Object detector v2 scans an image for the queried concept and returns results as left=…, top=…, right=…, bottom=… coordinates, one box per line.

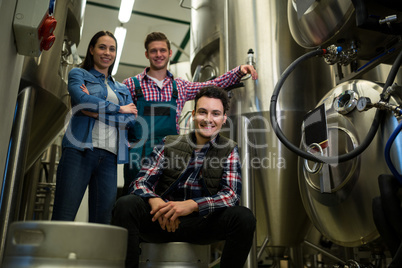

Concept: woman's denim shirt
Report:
left=62, top=67, right=136, bottom=164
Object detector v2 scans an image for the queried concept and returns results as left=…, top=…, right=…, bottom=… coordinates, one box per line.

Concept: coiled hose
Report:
left=270, top=47, right=402, bottom=164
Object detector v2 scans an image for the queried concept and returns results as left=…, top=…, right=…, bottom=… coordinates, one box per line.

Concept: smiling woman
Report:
left=51, top=30, right=138, bottom=224
left=90, top=35, right=116, bottom=76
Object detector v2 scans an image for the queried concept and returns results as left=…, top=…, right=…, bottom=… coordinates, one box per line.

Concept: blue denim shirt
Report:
left=62, top=67, right=136, bottom=164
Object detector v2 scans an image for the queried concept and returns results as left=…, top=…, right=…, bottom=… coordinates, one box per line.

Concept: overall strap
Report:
left=171, top=80, right=178, bottom=99
left=133, top=77, right=143, bottom=97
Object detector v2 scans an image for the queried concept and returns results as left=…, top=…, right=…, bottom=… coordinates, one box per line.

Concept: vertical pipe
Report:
left=0, top=0, right=25, bottom=196
left=239, top=116, right=257, bottom=268
left=24, top=158, right=42, bottom=220
left=0, top=87, right=36, bottom=264
left=224, top=0, right=230, bottom=72
left=289, top=245, right=304, bottom=267
left=43, top=144, right=58, bottom=220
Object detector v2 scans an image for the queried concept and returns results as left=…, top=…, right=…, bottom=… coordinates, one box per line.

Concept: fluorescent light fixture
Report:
left=118, top=0, right=135, bottom=23
left=112, top=26, right=127, bottom=76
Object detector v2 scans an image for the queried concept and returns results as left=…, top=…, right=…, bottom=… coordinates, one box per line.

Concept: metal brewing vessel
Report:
left=0, top=0, right=85, bottom=261
left=190, top=0, right=333, bottom=256
left=298, top=80, right=402, bottom=246
left=288, top=0, right=402, bottom=247
left=20, top=0, right=85, bottom=170
left=0, top=0, right=25, bottom=199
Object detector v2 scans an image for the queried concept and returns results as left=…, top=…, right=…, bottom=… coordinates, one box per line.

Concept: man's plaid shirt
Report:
left=122, top=66, right=244, bottom=133
left=131, top=134, right=242, bottom=217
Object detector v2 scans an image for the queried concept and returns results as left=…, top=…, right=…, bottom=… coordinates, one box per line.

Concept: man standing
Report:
left=122, top=32, right=258, bottom=194
left=112, top=86, right=256, bottom=268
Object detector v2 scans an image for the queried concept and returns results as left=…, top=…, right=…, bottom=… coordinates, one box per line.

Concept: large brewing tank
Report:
left=298, top=79, right=402, bottom=247
left=287, top=0, right=402, bottom=60
left=0, top=0, right=85, bottom=260
left=285, top=0, right=402, bottom=248
left=19, top=0, right=85, bottom=170
left=189, top=0, right=333, bottom=257
left=0, top=0, right=25, bottom=199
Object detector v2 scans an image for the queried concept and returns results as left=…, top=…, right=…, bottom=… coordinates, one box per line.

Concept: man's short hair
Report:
left=194, top=86, right=230, bottom=113
left=144, top=32, right=171, bottom=51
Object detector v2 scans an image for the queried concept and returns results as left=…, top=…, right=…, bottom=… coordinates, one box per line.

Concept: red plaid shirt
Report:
left=122, top=66, right=244, bottom=133
left=131, top=134, right=242, bottom=216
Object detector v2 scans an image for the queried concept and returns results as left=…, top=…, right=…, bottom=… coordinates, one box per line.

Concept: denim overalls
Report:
left=123, top=77, right=178, bottom=194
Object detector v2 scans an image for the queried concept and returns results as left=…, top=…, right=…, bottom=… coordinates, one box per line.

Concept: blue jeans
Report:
left=112, top=195, right=256, bottom=268
left=52, top=147, right=117, bottom=224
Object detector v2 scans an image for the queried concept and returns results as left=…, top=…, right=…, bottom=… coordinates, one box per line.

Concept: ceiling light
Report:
left=112, top=26, right=127, bottom=76
left=118, top=0, right=135, bottom=23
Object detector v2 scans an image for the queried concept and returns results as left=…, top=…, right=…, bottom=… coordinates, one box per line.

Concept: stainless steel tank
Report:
left=0, top=0, right=85, bottom=261
left=190, top=0, right=333, bottom=258
left=0, top=0, right=25, bottom=199
left=298, top=79, right=402, bottom=247
left=20, top=0, right=85, bottom=170
left=287, top=0, right=402, bottom=60
left=286, top=0, right=402, bottom=248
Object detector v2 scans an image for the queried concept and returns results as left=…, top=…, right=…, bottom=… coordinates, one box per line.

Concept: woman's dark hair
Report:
left=144, top=32, right=171, bottom=51
left=81, top=30, right=117, bottom=75
left=194, top=86, right=230, bottom=113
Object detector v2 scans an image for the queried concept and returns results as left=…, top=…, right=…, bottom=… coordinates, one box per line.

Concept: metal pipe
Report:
left=208, top=257, right=221, bottom=268
left=24, top=158, right=42, bottom=220
left=224, top=0, right=230, bottom=72
left=257, top=236, right=270, bottom=261
left=239, top=116, right=254, bottom=209
left=43, top=144, right=58, bottom=220
left=0, top=87, right=36, bottom=264
left=239, top=115, right=257, bottom=268
left=171, top=41, right=190, bottom=58
left=303, top=240, right=346, bottom=265
left=289, top=245, right=304, bottom=267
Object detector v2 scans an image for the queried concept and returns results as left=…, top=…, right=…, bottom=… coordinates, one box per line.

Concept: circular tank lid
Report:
left=298, top=80, right=390, bottom=247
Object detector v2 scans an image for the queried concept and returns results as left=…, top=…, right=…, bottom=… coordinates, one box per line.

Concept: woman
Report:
left=52, top=30, right=137, bottom=224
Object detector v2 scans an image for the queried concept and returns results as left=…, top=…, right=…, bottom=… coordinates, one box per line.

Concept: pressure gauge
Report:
left=357, top=97, right=372, bottom=112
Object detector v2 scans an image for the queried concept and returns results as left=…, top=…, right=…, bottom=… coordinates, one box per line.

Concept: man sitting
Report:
left=112, top=86, right=256, bottom=268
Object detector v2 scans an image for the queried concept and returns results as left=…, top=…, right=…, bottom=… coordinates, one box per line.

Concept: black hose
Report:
left=374, top=174, right=402, bottom=267
left=390, top=244, right=402, bottom=268
left=378, top=174, right=402, bottom=237
left=270, top=47, right=402, bottom=163
left=382, top=46, right=402, bottom=101
left=372, top=197, right=400, bottom=257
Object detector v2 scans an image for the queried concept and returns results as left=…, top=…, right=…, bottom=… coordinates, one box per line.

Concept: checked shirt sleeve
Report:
left=193, top=146, right=242, bottom=216
left=131, top=143, right=165, bottom=198
left=176, top=66, right=244, bottom=102
left=122, top=76, right=137, bottom=101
